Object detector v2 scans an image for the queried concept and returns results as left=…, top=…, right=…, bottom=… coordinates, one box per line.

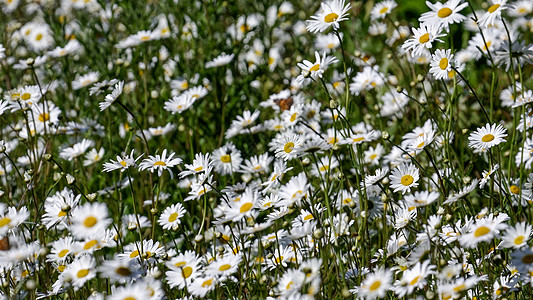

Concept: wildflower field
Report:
left=1, top=0, right=533, bottom=298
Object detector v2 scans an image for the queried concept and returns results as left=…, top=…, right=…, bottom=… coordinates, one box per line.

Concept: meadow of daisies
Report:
left=1, top=0, right=533, bottom=298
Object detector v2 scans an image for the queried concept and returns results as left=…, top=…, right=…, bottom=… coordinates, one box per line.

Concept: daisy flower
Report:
left=184, top=85, right=209, bottom=100
left=389, top=163, right=420, bottom=194
left=211, top=142, right=243, bottom=175
left=179, top=152, right=213, bottom=178
left=479, top=163, right=499, bottom=188
left=60, top=139, right=94, bottom=161
left=393, top=260, right=436, bottom=297
left=72, top=71, right=99, bottom=90
left=477, top=0, right=513, bottom=28
left=315, top=33, right=341, bottom=52
left=306, top=0, right=352, bottom=33
left=500, top=222, right=532, bottom=249
left=205, top=53, right=234, bottom=68
left=240, top=153, right=273, bottom=174
left=429, top=49, right=454, bottom=80
left=83, top=148, right=105, bottom=166
left=404, top=191, right=440, bottom=207
left=98, top=80, right=124, bottom=111
left=349, top=66, right=385, bottom=95
left=468, top=123, right=507, bottom=150
left=402, top=23, right=445, bottom=56
left=356, top=267, right=393, bottom=299
left=189, top=276, right=218, bottom=297
left=41, top=188, right=81, bottom=229
left=269, top=131, right=303, bottom=161
left=277, top=172, right=310, bottom=207
left=158, top=203, right=186, bottom=230
left=459, top=214, right=508, bottom=248
left=0, top=205, right=29, bottom=237
left=165, top=250, right=201, bottom=289
left=511, top=247, right=533, bottom=274
left=121, top=239, right=164, bottom=263
left=163, top=94, right=196, bottom=114
left=138, top=149, right=182, bottom=178
left=70, top=202, right=111, bottom=239
left=206, top=254, right=242, bottom=278
left=18, top=85, right=42, bottom=105
left=60, top=256, right=96, bottom=291
left=371, top=0, right=397, bottom=20
left=419, top=0, right=469, bottom=30
left=224, top=187, right=260, bottom=222
left=108, top=281, right=151, bottom=300
left=47, top=237, right=74, bottom=263
left=297, top=51, right=338, bottom=82
left=102, top=149, right=143, bottom=172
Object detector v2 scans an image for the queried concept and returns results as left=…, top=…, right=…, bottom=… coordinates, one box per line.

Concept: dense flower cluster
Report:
left=0, top=0, right=532, bottom=299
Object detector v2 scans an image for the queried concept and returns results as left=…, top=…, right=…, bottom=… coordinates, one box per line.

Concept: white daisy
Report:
left=389, top=163, right=420, bottom=194
left=468, top=123, right=507, bottom=150
left=306, top=0, right=352, bottom=33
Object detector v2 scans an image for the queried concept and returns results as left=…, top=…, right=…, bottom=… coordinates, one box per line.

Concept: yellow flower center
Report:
left=120, top=160, right=127, bottom=167
left=438, top=7, right=452, bottom=18
left=290, top=113, right=297, bottom=122
left=140, top=35, right=150, bottom=41
left=83, top=216, right=97, bottom=228
left=481, top=134, right=494, bottom=142
left=175, top=261, right=186, bottom=267
left=510, top=185, right=520, bottom=194
left=84, top=240, right=98, bottom=250
left=474, top=226, right=490, bottom=237
left=324, top=12, right=339, bottom=23
left=370, top=280, right=381, bottom=291
left=309, top=64, right=320, bottom=72
left=488, top=4, right=500, bottom=13
left=419, top=33, right=430, bottom=44
left=35, top=33, right=43, bottom=41
left=58, top=211, right=67, bottom=217
left=284, top=142, right=294, bottom=153
left=239, top=202, right=253, bottom=213
left=514, top=236, right=525, bottom=245
left=58, top=265, right=66, bottom=272
left=194, top=166, right=203, bottom=172
left=58, top=249, right=69, bottom=258
left=130, top=250, right=139, bottom=258
left=482, top=41, right=492, bottom=51
left=124, top=297, right=136, bottom=300
left=286, top=281, right=294, bottom=290
left=448, top=70, right=456, bottom=78
left=439, top=58, right=448, bottom=70
left=21, top=93, right=31, bottom=100
left=39, top=113, right=50, bottom=122
left=77, top=269, right=89, bottom=278
left=154, top=161, right=166, bottom=166
left=379, top=7, right=388, bottom=14
left=182, top=266, right=193, bottom=278
left=220, top=155, right=231, bottom=163
left=353, top=137, right=365, bottom=143
left=202, top=278, right=213, bottom=287
left=168, top=212, right=179, bottom=222
left=401, top=175, right=414, bottom=186
left=453, top=283, right=466, bottom=292
left=304, top=214, right=314, bottom=221
left=219, top=264, right=231, bottom=271
left=410, top=276, right=421, bottom=286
